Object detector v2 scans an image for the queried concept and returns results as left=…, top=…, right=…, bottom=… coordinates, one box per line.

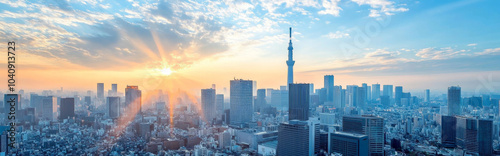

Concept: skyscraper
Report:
left=125, top=86, right=142, bottom=114
left=286, top=27, right=295, bottom=87
left=448, top=86, right=461, bottom=116
left=371, top=84, right=380, bottom=101
left=441, top=115, right=457, bottom=148
left=201, top=88, right=216, bottom=122
left=478, top=119, right=493, bottom=156
left=107, top=96, right=120, bottom=119
left=343, top=115, right=384, bottom=156
left=277, top=120, right=319, bottom=156
left=329, top=131, right=369, bottom=156
left=362, top=83, right=368, bottom=101
left=356, top=87, right=366, bottom=108
left=424, top=89, right=430, bottom=103
left=59, top=98, right=75, bottom=120
left=97, top=83, right=104, bottom=99
left=382, top=85, right=393, bottom=100
left=395, top=86, right=402, bottom=106
left=333, top=86, right=343, bottom=109
left=255, top=89, right=266, bottom=112
left=230, top=79, right=253, bottom=125
left=456, top=116, right=477, bottom=152
left=111, top=83, right=117, bottom=96
left=324, top=75, right=334, bottom=102
left=289, top=83, right=310, bottom=121
left=41, top=96, right=57, bottom=121
left=216, top=94, right=224, bottom=117
left=4, top=94, right=20, bottom=116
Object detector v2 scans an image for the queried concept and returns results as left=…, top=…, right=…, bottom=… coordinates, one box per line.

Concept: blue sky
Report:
left=0, top=0, right=499, bottom=94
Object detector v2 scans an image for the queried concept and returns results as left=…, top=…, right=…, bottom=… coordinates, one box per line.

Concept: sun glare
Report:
left=159, top=67, right=173, bottom=76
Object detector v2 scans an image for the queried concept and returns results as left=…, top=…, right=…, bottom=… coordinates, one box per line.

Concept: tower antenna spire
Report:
left=289, top=27, right=292, bottom=39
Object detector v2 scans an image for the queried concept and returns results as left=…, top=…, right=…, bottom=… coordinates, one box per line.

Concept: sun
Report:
left=159, top=67, right=173, bottom=76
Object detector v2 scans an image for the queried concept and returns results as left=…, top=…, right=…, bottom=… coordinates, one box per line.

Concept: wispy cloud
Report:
left=323, top=31, right=350, bottom=39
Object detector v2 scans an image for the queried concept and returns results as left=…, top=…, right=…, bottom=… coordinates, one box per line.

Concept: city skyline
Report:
left=0, top=0, right=500, bottom=93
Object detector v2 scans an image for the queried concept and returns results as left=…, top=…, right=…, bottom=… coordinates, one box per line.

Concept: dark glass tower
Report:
left=289, top=83, right=310, bottom=121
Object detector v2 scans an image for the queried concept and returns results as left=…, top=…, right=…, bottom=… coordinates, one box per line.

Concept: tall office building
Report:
left=448, top=86, right=461, bottom=116
left=366, top=86, right=371, bottom=102
left=456, top=116, right=477, bottom=152
left=286, top=27, right=295, bottom=87
left=346, top=85, right=358, bottom=107
left=125, top=86, right=142, bottom=114
left=84, top=96, right=91, bottom=106
left=216, top=94, right=224, bottom=116
left=230, top=79, right=253, bottom=125
left=356, top=87, right=366, bottom=108
left=329, top=131, right=369, bottom=156
left=42, top=96, right=57, bottom=121
left=107, top=96, right=120, bottom=119
left=395, top=86, right=402, bottom=106
left=382, top=85, right=393, bottom=100
left=424, top=89, right=430, bottom=103
left=111, top=83, right=118, bottom=96
left=289, top=83, right=310, bottom=121
left=59, top=98, right=75, bottom=120
left=324, top=75, right=334, bottom=102
left=255, top=89, right=266, bottom=112
left=0, top=132, right=7, bottom=153
left=371, top=84, right=380, bottom=101
left=201, top=88, right=216, bottom=122
left=4, top=94, right=20, bottom=116
left=343, top=115, right=384, bottom=156
left=333, top=86, right=343, bottom=109
left=362, top=83, right=368, bottom=101
left=97, top=83, right=104, bottom=99
left=478, top=119, right=493, bottom=156
left=441, top=115, right=457, bottom=148
left=277, top=120, right=319, bottom=156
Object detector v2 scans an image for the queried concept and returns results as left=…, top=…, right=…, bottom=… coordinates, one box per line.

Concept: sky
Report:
left=0, top=0, right=500, bottom=95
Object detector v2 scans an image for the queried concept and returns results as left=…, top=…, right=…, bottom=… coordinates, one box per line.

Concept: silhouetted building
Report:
left=216, top=94, right=224, bottom=117
left=478, top=119, right=493, bottom=156
left=289, top=83, right=310, bottom=121
left=324, top=75, right=334, bottom=102
left=441, top=115, right=456, bottom=148
left=395, top=86, right=402, bottom=106
left=59, top=98, right=75, bottom=120
left=125, top=86, right=142, bottom=115
left=382, top=85, right=393, bottom=100
left=456, top=116, right=478, bottom=153
left=97, top=83, right=104, bottom=99
left=201, top=88, right=216, bottom=122
left=255, top=89, right=266, bottom=112
left=356, top=87, right=366, bottom=108
left=111, top=83, right=117, bottom=96
left=448, top=86, right=461, bottom=116
left=424, top=89, right=430, bottom=103
left=371, top=84, right=380, bottom=101
left=107, top=96, right=120, bottom=119
left=230, top=79, right=253, bottom=125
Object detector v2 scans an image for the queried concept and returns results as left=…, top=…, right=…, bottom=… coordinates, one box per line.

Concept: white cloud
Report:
left=475, top=48, right=500, bottom=55
left=467, top=43, right=477, bottom=46
left=318, top=0, right=342, bottom=16
left=323, top=31, right=350, bottom=39
left=351, top=0, right=408, bottom=17
left=416, top=47, right=467, bottom=59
